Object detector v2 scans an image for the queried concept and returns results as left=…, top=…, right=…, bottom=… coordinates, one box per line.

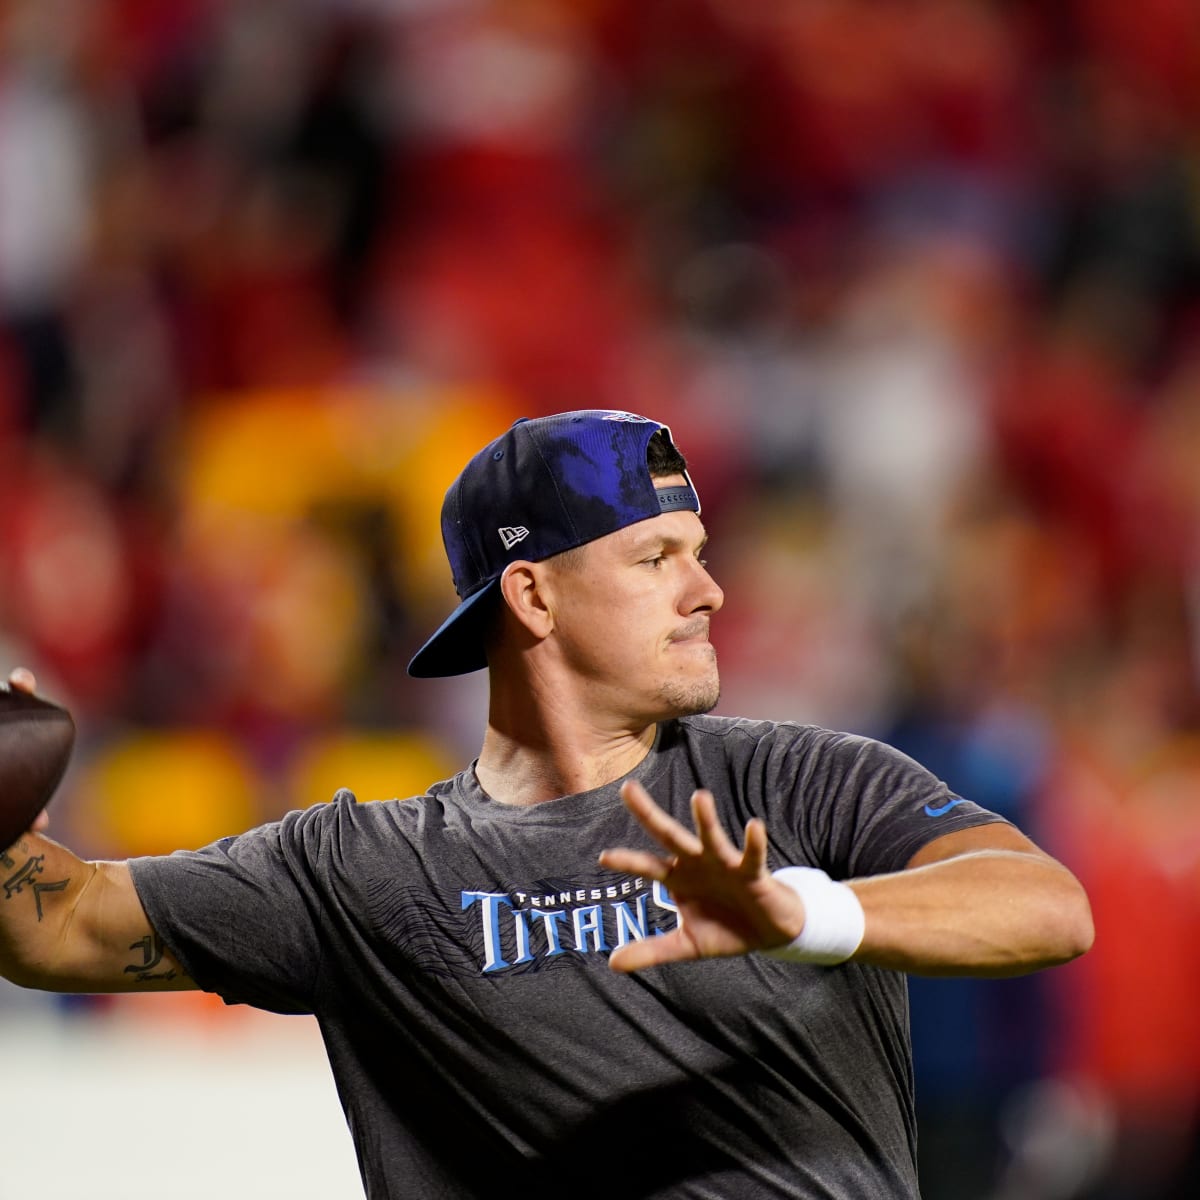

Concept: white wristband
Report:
left=763, top=867, right=865, bottom=966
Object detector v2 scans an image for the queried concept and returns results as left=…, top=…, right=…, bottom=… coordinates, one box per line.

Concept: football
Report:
left=0, top=685, right=76, bottom=852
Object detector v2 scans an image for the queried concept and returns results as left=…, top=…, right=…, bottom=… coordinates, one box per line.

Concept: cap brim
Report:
left=407, top=579, right=500, bottom=678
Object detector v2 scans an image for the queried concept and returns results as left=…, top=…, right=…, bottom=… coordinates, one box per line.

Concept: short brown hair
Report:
left=646, top=428, right=688, bottom=478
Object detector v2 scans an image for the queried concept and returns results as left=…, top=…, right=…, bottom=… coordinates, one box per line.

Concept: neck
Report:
left=475, top=675, right=657, bottom=806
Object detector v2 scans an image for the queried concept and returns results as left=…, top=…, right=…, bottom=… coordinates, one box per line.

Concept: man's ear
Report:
left=499, top=561, right=554, bottom=640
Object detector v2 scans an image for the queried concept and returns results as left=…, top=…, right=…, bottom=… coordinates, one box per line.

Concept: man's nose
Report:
left=685, top=559, right=724, bottom=615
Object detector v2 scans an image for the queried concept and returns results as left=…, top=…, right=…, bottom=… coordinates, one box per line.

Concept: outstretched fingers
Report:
left=740, top=815, right=768, bottom=878
left=600, top=780, right=787, bottom=973
left=620, top=780, right=702, bottom=858
left=598, top=780, right=694, bottom=881
left=601, top=781, right=766, bottom=886
left=691, top=789, right=767, bottom=877
left=597, top=844, right=668, bottom=881
left=608, top=927, right=690, bottom=973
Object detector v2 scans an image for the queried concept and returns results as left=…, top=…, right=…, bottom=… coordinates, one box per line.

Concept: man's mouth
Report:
left=669, top=620, right=710, bottom=645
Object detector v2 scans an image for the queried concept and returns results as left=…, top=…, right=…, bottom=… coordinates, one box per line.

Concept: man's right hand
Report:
left=1, top=667, right=195, bottom=994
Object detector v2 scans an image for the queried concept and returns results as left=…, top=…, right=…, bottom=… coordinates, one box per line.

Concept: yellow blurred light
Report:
left=81, top=731, right=262, bottom=856
left=287, top=730, right=457, bottom=809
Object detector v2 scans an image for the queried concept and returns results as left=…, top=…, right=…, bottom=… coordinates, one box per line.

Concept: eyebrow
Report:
left=628, top=531, right=709, bottom=557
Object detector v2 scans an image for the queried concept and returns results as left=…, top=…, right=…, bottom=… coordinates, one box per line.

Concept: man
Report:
left=1, top=410, right=1092, bottom=1198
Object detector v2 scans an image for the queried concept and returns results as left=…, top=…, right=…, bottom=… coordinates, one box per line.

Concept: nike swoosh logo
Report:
left=924, top=797, right=967, bottom=817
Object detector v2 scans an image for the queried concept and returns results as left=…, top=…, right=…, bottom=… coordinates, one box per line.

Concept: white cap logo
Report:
left=498, top=526, right=530, bottom=550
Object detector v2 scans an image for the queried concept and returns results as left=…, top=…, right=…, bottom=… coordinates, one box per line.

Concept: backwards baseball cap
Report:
left=407, top=410, right=700, bottom=678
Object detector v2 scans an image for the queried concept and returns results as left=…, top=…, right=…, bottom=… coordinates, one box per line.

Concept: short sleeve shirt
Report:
left=130, top=715, right=1007, bottom=1199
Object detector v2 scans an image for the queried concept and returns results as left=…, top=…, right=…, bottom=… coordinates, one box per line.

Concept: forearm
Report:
left=849, top=848, right=1094, bottom=977
left=0, top=831, right=95, bottom=987
left=0, top=832, right=192, bottom=992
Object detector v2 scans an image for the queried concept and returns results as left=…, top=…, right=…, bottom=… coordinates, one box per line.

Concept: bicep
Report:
left=904, top=822, right=1053, bottom=870
left=54, top=860, right=196, bottom=993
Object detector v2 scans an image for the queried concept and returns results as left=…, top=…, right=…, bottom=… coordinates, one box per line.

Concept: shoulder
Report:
left=289, top=776, right=465, bottom=841
left=673, top=717, right=936, bottom=791
left=673, top=714, right=869, bottom=763
left=207, top=774, right=467, bottom=875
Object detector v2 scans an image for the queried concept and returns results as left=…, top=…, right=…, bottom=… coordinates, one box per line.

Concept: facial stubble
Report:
left=655, top=652, right=721, bottom=718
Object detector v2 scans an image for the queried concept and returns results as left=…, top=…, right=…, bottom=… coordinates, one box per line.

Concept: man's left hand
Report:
left=598, top=781, right=805, bottom=971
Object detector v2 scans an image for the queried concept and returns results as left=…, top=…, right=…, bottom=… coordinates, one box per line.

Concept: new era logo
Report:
left=498, top=526, right=530, bottom=550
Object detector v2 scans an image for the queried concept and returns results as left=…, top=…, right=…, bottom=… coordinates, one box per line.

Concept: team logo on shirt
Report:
left=459, top=873, right=678, bottom=975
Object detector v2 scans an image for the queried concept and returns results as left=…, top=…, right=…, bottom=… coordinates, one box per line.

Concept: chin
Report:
left=657, top=671, right=721, bottom=719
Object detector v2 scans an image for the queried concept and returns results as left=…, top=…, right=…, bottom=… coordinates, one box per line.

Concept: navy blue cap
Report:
left=407, top=410, right=700, bottom=678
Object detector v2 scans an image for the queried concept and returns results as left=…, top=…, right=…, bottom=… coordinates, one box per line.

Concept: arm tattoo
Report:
left=124, top=934, right=184, bottom=983
left=2, top=837, right=30, bottom=867
left=3, top=855, right=70, bottom=921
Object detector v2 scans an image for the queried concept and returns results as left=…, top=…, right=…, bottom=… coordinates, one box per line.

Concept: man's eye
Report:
left=644, top=555, right=665, bottom=568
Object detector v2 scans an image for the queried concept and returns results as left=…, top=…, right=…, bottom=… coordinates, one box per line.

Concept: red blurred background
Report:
left=2, top=2, right=1200, bottom=1197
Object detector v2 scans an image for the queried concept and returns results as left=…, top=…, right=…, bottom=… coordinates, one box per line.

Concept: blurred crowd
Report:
left=2, top=1, right=1200, bottom=1197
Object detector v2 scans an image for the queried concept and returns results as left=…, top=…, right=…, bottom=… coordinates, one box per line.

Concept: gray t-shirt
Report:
left=130, top=715, right=1006, bottom=1199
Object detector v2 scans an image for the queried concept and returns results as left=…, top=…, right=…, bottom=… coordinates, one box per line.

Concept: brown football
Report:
left=0, top=686, right=75, bottom=852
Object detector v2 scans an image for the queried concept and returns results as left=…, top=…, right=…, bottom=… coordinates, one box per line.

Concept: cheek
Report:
left=557, top=583, right=658, bottom=663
